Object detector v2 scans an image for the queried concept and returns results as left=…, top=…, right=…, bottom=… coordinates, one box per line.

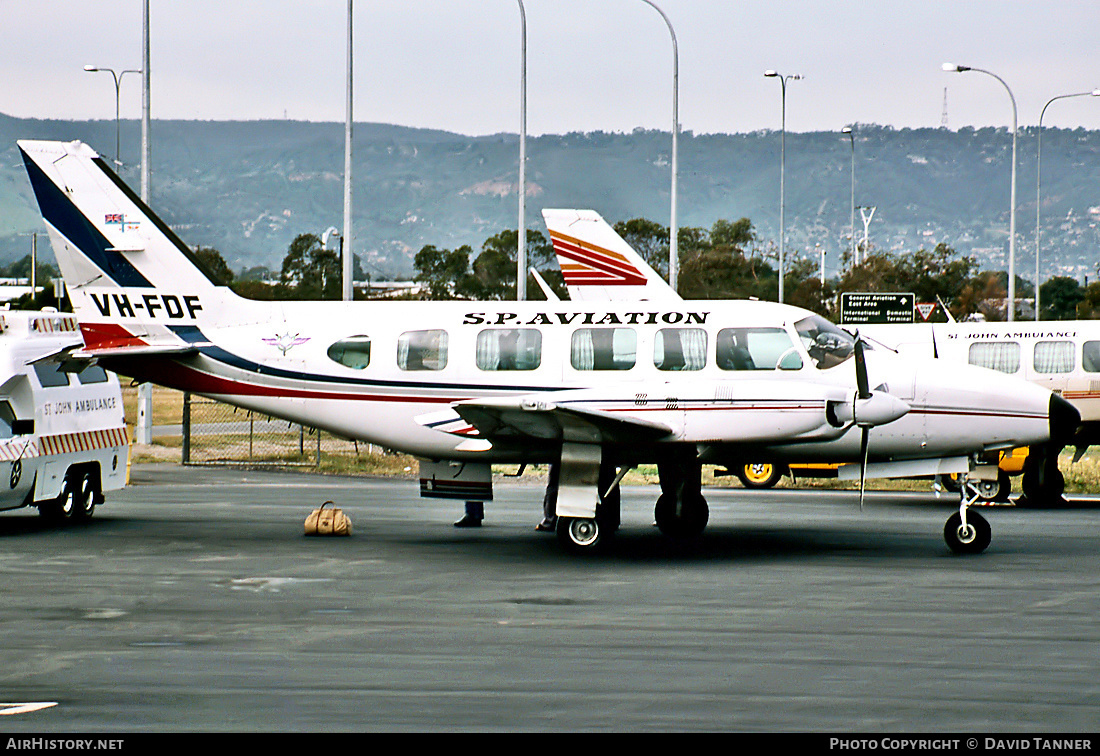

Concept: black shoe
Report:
left=454, top=515, right=482, bottom=528
left=535, top=517, right=557, bottom=533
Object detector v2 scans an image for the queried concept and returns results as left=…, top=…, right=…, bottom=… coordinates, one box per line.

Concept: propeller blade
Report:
left=859, top=426, right=870, bottom=511
left=854, top=333, right=870, bottom=400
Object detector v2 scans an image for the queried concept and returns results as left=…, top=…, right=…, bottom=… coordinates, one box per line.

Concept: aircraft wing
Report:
left=72, top=343, right=199, bottom=360
left=418, top=397, right=673, bottom=446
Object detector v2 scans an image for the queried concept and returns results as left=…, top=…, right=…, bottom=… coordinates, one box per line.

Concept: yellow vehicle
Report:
left=730, top=447, right=1030, bottom=501
left=729, top=461, right=839, bottom=489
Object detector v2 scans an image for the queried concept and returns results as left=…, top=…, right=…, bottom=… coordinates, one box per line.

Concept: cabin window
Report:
left=654, top=328, right=707, bottom=371
left=32, top=362, right=70, bottom=387
left=968, top=342, right=1020, bottom=374
left=571, top=328, right=636, bottom=371
left=327, top=335, right=372, bottom=370
left=75, top=365, right=109, bottom=384
left=1034, top=340, right=1075, bottom=374
left=398, top=330, right=448, bottom=371
left=476, top=329, right=541, bottom=371
left=1084, top=341, right=1100, bottom=373
left=717, top=327, right=803, bottom=371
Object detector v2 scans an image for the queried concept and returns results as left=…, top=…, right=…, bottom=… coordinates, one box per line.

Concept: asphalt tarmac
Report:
left=1, top=463, right=1098, bottom=734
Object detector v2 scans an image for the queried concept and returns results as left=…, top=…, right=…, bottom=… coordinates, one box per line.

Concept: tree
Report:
left=414, top=244, right=472, bottom=300
left=613, top=218, right=669, bottom=280
left=1040, top=276, right=1084, bottom=320
left=833, top=243, right=979, bottom=321
left=279, top=233, right=341, bottom=299
left=193, top=246, right=234, bottom=285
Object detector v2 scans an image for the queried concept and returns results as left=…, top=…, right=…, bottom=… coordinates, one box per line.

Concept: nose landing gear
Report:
left=944, top=477, right=992, bottom=554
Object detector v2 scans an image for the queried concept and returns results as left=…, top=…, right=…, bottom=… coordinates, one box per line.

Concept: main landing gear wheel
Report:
left=944, top=510, right=991, bottom=555
left=736, top=463, right=783, bottom=489
left=654, top=492, right=709, bottom=538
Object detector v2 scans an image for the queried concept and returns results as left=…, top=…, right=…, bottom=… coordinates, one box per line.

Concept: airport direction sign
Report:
left=840, top=292, right=915, bottom=324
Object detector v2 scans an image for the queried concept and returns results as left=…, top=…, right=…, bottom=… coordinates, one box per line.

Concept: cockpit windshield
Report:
left=795, top=315, right=855, bottom=369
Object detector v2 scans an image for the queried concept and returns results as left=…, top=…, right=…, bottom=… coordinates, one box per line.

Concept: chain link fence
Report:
left=181, top=394, right=381, bottom=468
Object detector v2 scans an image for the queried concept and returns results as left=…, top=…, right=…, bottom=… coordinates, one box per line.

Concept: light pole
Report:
left=516, top=0, right=527, bottom=300
left=1035, top=89, right=1100, bottom=320
left=842, top=126, right=855, bottom=266
left=83, top=64, right=142, bottom=168
left=640, top=0, right=678, bottom=292
left=943, top=63, right=1018, bottom=320
left=765, top=70, right=802, bottom=303
left=343, top=0, right=354, bottom=302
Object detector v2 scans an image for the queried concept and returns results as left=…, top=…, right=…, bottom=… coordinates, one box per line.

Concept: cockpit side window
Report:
left=794, top=315, right=855, bottom=369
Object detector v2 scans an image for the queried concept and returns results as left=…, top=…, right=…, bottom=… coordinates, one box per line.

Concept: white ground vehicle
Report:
left=0, top=309, right=128, bottom=520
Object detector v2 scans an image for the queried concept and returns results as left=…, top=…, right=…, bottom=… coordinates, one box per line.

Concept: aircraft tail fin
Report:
left=18, top=139, right=245, bottom=353
left=541, top=209, right=681, bottom=302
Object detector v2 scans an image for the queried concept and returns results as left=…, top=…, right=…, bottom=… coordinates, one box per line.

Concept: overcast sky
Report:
left=4, top=1, right=1100, bottom=136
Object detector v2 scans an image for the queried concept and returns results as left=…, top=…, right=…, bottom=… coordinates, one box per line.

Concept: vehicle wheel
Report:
left=654, top=492, right=709, bottom=538
left=944, top=510, right=991, bottom=555
left=40, top=475, right=78, bottom=523
left=971, top=478, right=1000, bottom=501
left=71, top=472, right=98, bottom=521
left=556, top=516, right=604, bottom=554
left=737, top=463, right=783, bottom=489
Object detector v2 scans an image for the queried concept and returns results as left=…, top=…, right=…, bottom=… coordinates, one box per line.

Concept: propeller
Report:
left=854, top=334, right=871, bottom=509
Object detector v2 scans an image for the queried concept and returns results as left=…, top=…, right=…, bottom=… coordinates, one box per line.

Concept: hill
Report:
left=2, top=114, right=1098, bottom=282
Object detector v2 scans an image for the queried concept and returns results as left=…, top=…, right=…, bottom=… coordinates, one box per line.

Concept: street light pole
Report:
left=343, top=0, right=354, bottom=302
left=765, top=70, right=802, bottom=303
left=83, top=65, right=142, bottom=168
left=842, top=126, right=855, bottom=266
left=1035, top=89, right=1100, bottom=320
left=640, top=0, right=678, bottom=293
left=516, top=0, right=527, bottom=301
left=943, top=63, right=1018, bottom=321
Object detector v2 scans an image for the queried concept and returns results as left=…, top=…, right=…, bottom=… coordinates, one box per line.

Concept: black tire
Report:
left=39, top=475, right=78, bottom=523
left=556, top=516, right=604, bottom=554
left=654, top=492, right=709, bottom=538
left=736, top=463, right=783, bottom=489
left=944, top=510, right=991, bottom=555
left=71, top=471, right=98, bottom=521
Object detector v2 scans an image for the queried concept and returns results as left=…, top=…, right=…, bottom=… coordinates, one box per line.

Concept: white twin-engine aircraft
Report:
left=18, top=140, right=1080, bottom=555
left=540, top=209, right=1091, bottom=509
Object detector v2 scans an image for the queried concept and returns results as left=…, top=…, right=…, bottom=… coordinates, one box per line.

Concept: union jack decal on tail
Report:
left=549, top=230, right=648, bottom=287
